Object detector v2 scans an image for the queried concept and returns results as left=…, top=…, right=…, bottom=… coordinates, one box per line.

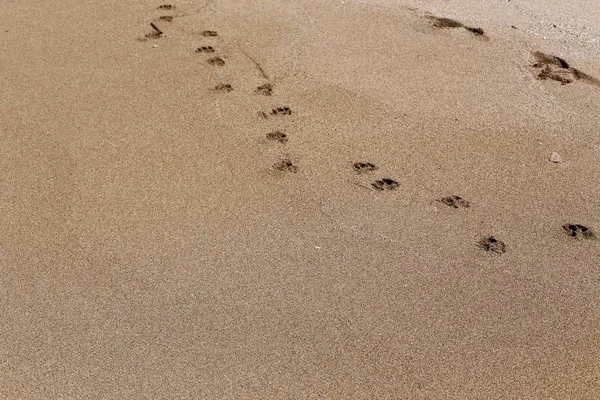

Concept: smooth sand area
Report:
left=1, top=0, right=599, bottom=398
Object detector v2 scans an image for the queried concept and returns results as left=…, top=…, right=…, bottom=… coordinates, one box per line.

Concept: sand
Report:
left=1, top=0, right=599, bottom=398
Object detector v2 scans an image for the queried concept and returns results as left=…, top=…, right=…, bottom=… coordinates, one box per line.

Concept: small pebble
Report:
left=549, top=152, right=562, bottom=163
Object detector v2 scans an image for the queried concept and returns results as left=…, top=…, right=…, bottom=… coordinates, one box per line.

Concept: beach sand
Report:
left=1, top=0, right=599, bottom=398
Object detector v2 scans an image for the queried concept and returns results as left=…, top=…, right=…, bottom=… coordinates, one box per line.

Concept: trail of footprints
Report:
left=140, top=4, right=598, bottom=255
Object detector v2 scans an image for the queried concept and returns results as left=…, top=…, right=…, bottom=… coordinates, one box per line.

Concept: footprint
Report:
left=139, top=23, right=164, bottom=41
left=143, top=31, right=162, bottom=40
left=465, top=27, right=484, bottom=35
left=352, top=162, right=378, bottom=174
left=273, top=158, right=298, bottom=173
left=371, top=178, right=399, bottom=191
left=478, top=236, right=506, bottom=254
left=266, top=131, right=288, bottom=143
left=157, top=4, right=174, bottom=10
left=271, top=106, right=292, bottom=116
left=533, top=52, right=571, bottom=69
left=430, top=17, right=463, bottom=28
left=428, top=16, right=484, bottom=35
left=196, top=46, right=215, bottom=53
left=207, top=57, right=225, bottom=66
left=202, top=30, right=218, bottom=37
left=538, top=67, right=573, bottom=84
left=439, top=195, right=470, bottom=209
left=214, top=83, right=233, bottom=92
left=159, top=16, right=174, bottom=22
left=256, top=83, right=273, bottom=96
left=562, top=224, right=596, bottom=239
left=531, top=52, right=600, bottom=85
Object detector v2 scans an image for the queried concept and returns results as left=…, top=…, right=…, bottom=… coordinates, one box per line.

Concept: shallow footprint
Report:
left=439, top=195, right=470, bottom=209
left=143, top=31, right=162, bottom=40
left=207, top=57, right=225, bottom=66
left=352, top=162, right=378, bottom=174
left=196, top=46, right=215, bottom=53
left=256, top=83, right=273, bottom=96
left=273, top=158, right=298, bottom=173
left=266, top=131, right=288, bottom=143
left=428, top=16, right=484, bottom=35
left=372, top=178, right=399, bottom=191
left=140, top=23, right=163, bottom=41
left=430, top=16, right=463, bottom=28
left=478, top=236, right=506, bottom=254
left=214, top=83, right=233, bottom=92
left=202, top=30, right=218, bottom=37
left=562, top=224, right=596, bottom=239
left=531, top=52, right=600, bottom=85
left=271, top=106, right=292, bottom=116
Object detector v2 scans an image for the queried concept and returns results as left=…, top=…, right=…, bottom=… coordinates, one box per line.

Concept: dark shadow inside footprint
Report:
left=272, top=106, right=292, bottom=116
left=196, top=46, right=215, bottom=53
left=141, top=22, right=164, bottom=40
left=431, top=17, right=463, bottom=28
left=429, top=16, right=484, bottom=35
left=266, top=131, right=288, bottom=143
left=465, top=27, right=484, bottom=35
left=202, top=30, right=218, bottom=37
left=214, top=83, right=233, bottom=92
left=207, top=57, right=225, bottom=66
left=372, top=178, right=399, bottom=191
left=273, top=158, right=297, bottom=173
left=537, top=66, right=573, bottom=84
left=157, top=4, right=173, bottom=10
left=256, top=83, right=273, bottom=96
left=478, top=236, right=506, bottom=254
left=532, top=51, right=599, bottom=85
left=439, top=195, right=470, bottom=209
left=143, top=31, right=162, bottom=40
left=533, top=52, right=570, bottom=68
left=352, top=162, right=378, bottom=174
left=562, top=224, right=596, bottom=239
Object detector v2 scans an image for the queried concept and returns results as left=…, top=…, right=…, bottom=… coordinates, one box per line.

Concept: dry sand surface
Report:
left=1, top=0, right=600, bottom=398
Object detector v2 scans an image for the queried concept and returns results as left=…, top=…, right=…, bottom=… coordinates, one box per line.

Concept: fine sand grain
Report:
left=1, top=0, right=599, bottom=398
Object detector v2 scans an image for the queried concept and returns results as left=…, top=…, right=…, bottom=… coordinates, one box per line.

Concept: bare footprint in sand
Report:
left=201, top=30, right=218, bottom=37
left=207, top=57, right=225, bottom=66
left=143, top=32, right=162, bottom=40
left=271, top=106, right=292, bottom=116
left=531, top=52, right=600, bottom=86
left=196, top=46, right=215, bottom=53
left=430, top=17, right=463, bottom=28
left=273, top=158, right=298, bottom=173
left=159, top=16, right=173, bottom=22
left=352, top=162, right=378, bottom=174
left=256, top=83, right=273, bottom=96
left=429, top=16, right=484, bottom=35
left=372, top=178, right=399, bottom=191
left=478, top=236, right=506, bottom=254
left=214, top=83, right=233, bottom=92
left=266, top=131, right=288, bottom=143
left=139, top=23, right=163, bottom=41
left=562, top=224, right=596, bottom=240
left=157, top=4, right=174, bottom=10
left=439, top=195, right=470, bottom=209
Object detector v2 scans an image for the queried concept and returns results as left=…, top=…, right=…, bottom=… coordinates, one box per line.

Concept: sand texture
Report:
left=1, top=0, right=600, bottom=398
